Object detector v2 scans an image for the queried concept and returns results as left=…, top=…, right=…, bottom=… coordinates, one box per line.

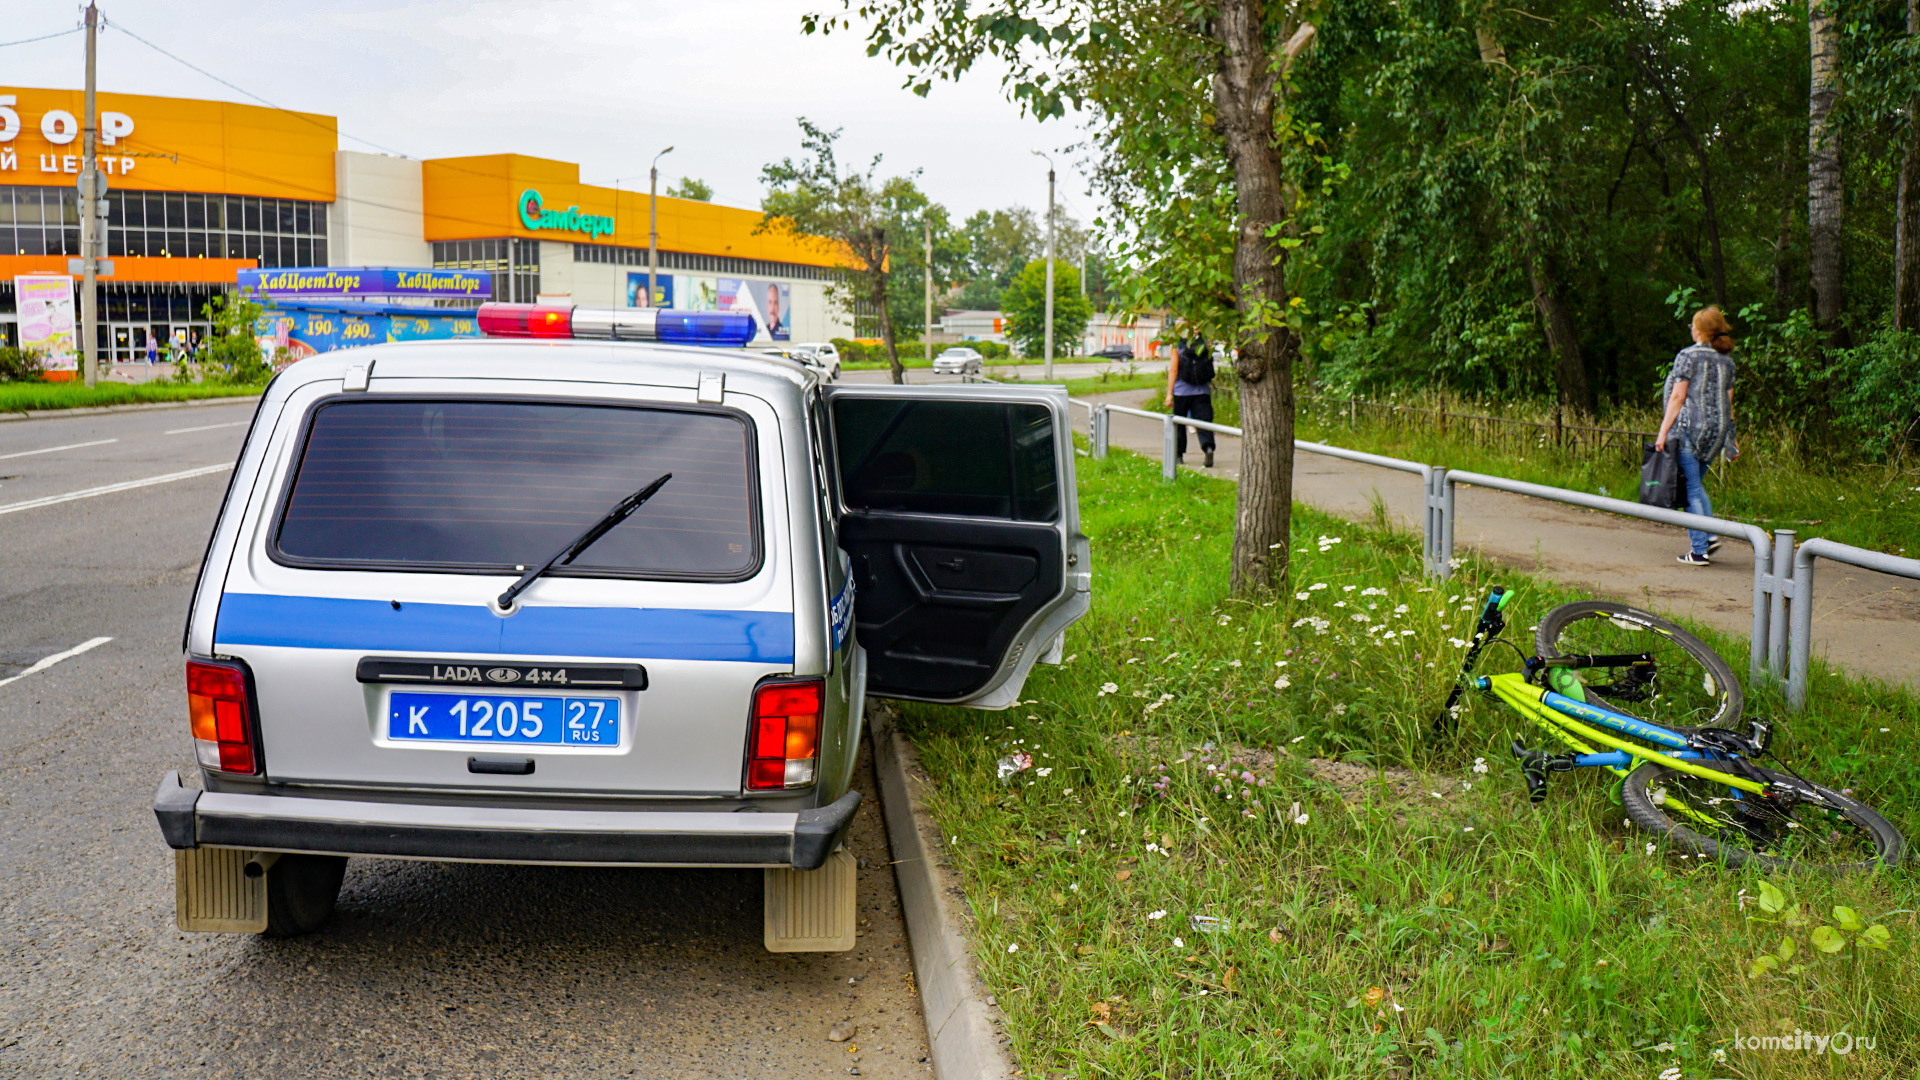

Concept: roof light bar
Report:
left=477, top=303, right=758, bottom=348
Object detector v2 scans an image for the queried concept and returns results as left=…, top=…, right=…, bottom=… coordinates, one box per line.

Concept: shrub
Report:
left=0, top=346, right=46, bottom=382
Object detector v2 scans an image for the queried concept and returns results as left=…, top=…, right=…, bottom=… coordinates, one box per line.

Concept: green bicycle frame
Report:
left=1484, top=673, right=1769, bottom=796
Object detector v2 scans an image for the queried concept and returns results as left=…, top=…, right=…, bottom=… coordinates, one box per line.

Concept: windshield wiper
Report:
left=495, top=472, right=672, bottom=611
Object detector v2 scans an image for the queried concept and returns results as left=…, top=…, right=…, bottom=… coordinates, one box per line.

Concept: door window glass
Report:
left=832, top=399, right=1057, bottom=521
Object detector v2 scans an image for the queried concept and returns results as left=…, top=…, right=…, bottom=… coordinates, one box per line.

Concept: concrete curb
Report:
left=869, top=704, right=1015, bottom=1080
left=0, top=394, right=263, bottom=422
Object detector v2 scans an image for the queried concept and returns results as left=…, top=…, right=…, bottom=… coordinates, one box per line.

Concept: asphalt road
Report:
left=0, top=400, right=929, bottom=1078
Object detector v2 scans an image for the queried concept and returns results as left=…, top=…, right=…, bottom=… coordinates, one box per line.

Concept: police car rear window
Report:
left=272, top=398, right=759, bottom=580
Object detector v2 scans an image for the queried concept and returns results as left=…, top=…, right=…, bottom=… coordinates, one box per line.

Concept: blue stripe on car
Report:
left=214, top=593, right=796, bottom=663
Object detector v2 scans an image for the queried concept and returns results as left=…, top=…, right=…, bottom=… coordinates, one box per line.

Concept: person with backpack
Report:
left=1654, top=306, right=1740, bottom=566
left=1163, top=329, right=1216, bottom=468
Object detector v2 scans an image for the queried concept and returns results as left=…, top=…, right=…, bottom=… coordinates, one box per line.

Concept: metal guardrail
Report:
left=1787, top=539, right=1920, bottom=709
left=1078, top=396, right=1911, bottom=708
left=1090, top=403, right=1449, bottom=576
left=1439, top=470, right=1778, bottom=683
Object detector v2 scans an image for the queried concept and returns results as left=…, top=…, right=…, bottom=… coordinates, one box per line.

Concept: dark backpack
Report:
left=1178, top=340, right=1215, bottom=386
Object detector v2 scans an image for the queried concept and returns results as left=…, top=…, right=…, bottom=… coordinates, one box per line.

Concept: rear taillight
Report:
left=747, top=679, right=823, bottom=790
left=186, top=659, right=258, bottom=774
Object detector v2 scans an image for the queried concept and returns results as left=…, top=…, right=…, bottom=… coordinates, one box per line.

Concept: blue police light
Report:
left=478, top=303, right=759, bottom=348
left=656, top=310, right=758, bottom=347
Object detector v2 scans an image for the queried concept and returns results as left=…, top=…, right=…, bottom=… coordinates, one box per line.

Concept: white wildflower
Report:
left=1295, top=591, right=1310, bottom=601
left=1098, top=682, right=1119, bottom=696
left=1309, top=583, right=1328, bottom=591
left=1148, top=909, right=1167, bottom=920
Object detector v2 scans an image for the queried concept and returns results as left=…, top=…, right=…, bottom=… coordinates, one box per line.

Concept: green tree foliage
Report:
left=760, top=119, right=918, bottom=382
left=814, top=0, right=1320, bottom=594
left=1002, top=259, right=1094, bottom=357
left=665, top=177, right=714, bottom=201
left=195, top=290, right=278, bottom=386
left=819, top=0, right=1920, bottom=464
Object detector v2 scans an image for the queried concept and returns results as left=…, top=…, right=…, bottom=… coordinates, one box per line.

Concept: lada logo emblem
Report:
left=486, top=667, right=522, bottom=684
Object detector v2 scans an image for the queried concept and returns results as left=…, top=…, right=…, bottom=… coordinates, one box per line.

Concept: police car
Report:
left=153, top=303, right=1090, bottom=949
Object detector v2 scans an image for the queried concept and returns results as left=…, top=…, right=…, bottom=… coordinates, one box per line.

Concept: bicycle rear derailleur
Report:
left=1511, top=741, right=1577, bottom=804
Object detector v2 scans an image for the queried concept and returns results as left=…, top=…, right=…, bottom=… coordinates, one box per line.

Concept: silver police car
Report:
left=154, top=303, right=1090, bottom=949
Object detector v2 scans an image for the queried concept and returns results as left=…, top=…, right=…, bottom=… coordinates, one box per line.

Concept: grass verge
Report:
left=0, top=381, right=265, bottom=413
left=894, top=445, right=1920, bottom=1079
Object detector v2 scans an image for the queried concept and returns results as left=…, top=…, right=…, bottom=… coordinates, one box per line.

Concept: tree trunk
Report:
left=1526, top=245, right=1592, bottom=414
left=1808, top=0, right=1845, bottom=332
left=1212, top=0, right=1302, bottom=596
left=870, top=231, right=904, bottom=384
left=1895, top=0, right=1920, bottom=331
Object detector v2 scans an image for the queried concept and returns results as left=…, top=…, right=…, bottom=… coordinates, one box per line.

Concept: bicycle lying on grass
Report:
left=1434, top=586, right=1905, bottom=873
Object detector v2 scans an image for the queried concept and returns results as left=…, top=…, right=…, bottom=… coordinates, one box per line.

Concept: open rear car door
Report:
left=822, top=384, right=1090, bottom=709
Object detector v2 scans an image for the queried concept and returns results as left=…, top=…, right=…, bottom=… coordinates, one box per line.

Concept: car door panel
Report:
left=823, top=386, right=1090, bottom=707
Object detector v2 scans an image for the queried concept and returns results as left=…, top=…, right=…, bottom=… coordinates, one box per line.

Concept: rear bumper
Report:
left=152, top=771, right=860, bottom=870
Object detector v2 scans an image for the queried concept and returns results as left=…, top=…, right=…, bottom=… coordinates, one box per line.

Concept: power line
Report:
left=108, top=19, right=411, bottom=159
left=0, top=26, right=82, bottom=49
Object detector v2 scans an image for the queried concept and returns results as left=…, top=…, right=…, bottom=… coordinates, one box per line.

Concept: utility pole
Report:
left=1033, top=150, right=1055, bottom=380
left=649, top=146, right=673, bottom=307
left=79, top=2, right=101, bottom=387
left=923, top=216, right=932, bottom=366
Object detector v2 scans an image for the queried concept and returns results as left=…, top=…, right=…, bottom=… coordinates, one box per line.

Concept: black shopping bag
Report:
left=1639, top=441, right=1684, bottom=509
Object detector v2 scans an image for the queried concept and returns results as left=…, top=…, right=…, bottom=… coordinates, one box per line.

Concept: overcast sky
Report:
left=4, top=0, right=1097, bottom=222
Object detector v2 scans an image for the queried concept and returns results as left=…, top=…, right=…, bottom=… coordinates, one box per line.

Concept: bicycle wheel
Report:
left=1535, top=601, right=1741, bottom=733
left=1622, top=759, right=1905, bottom=873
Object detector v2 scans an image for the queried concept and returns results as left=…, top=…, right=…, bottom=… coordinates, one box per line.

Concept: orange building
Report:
left=2, top=86, right=849, bottom=359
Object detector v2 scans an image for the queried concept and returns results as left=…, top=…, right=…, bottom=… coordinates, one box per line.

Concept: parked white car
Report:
left=790, top=342, right=840, bottom=379
left=932, top=347, right=985, bottom=376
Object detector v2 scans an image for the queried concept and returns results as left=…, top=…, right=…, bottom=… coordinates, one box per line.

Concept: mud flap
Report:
left=175, top=848, right=275, bottom=933
left=763, top=848, right=856, bottom=952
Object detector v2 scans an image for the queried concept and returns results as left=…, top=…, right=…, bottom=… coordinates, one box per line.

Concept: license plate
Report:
left=388, top=692, right=620, bottom=746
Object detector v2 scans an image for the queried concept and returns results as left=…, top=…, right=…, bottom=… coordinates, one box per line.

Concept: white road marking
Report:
left=0, top=637, right=113, bottom=689
left=163, top=421, right=247, bottom=435
left=0, top=463, right=232, bottom=517
left=0, top=438, right=119, bottom=460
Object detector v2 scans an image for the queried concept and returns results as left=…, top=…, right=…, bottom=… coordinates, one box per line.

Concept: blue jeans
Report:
left=1676, top=444, right=1712, bottom=555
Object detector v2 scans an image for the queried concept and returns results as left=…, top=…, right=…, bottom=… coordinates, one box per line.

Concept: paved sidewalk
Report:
left=1076, top=390, right=1920, bottom=694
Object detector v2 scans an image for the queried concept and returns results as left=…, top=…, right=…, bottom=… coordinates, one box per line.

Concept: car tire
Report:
left=262, top=853, right=348, bottom=937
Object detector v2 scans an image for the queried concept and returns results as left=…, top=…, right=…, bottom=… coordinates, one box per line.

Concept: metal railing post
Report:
left=1436, top=469, right=1455, bottom=580
left=1788, top=549, right=1816, bottom=711
left=1766, top=529, right=1795, bottom=684
left=1162, top=415, right=1178, bottom=482
left=1093, top=404, right=1108, bottom=458
left=1422, top=467, right=1449, bottom=579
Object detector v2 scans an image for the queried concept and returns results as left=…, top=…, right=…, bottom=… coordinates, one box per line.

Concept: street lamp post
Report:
left=649, top=146, right=674, bottom=307
left=1032, top=150, right=1055, bottom=380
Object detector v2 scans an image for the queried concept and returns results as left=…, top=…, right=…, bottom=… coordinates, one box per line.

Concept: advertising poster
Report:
left=14, top=275, right=77, bottom=370
left=680, top=275, right=718, bottom=311
left=624, top=272, right=674, bottom=309
left=254, top=307, right=487, bottom=365
left=717, top=278, right=790, bottom=341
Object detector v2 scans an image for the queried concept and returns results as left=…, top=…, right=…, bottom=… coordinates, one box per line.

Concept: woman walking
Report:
left=1655, top=306, right=1740, bottom=565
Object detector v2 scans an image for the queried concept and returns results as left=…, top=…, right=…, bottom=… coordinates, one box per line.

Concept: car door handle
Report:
left=894, top=546, right=1019, bottom=609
